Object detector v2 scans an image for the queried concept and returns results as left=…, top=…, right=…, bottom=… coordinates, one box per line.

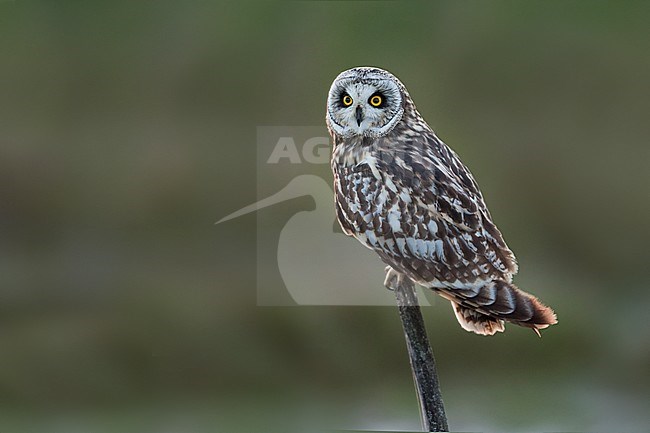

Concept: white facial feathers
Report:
left=326, top=67, right=404, bottom=138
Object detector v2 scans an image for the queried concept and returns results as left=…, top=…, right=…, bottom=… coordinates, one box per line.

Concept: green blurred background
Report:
left=0, top=1, right=648, bottom=431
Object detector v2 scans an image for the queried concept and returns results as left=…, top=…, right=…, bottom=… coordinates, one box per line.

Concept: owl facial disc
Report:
left=327, top=67, right=405, bottom=138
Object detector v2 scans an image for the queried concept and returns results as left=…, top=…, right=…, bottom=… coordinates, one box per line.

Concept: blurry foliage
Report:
left=0, top=1, right=648, bottom=431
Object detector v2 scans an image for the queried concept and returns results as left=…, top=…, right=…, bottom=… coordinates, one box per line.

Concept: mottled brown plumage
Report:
left=327, top=67, right=557, bottom=335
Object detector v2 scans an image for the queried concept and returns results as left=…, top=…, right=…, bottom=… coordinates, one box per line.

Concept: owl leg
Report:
left=383, top=266, right=402, bottom=291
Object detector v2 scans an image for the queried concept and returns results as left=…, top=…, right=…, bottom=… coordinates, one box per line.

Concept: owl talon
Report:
left=383, top=266, right=402, bottom=291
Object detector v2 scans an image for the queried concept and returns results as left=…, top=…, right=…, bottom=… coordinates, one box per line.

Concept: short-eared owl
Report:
left=327, top=67, right=557, bottom=336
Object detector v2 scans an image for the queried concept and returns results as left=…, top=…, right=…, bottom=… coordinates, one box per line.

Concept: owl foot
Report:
left=383, top=266, right=399, bottom=290
left=384, top=266, right=415, bottom=292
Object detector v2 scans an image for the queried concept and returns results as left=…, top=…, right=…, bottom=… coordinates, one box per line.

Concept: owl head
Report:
left=326, top=67, right=409, bottom=139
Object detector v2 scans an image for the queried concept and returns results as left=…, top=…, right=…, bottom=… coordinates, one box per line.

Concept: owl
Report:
left=326, top=67, right=557, bottom=336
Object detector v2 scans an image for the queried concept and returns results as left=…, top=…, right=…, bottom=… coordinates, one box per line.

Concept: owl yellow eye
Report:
left=369, top=94, right=383, bottom=107
left=342, top=94, right=353, bottom=106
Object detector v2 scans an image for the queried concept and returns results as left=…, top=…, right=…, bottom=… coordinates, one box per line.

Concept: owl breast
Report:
left=332, top=141, right=516, bottom=290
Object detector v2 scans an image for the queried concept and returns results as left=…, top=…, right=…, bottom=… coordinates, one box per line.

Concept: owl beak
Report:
left=355, top=106, right=364, bottom=127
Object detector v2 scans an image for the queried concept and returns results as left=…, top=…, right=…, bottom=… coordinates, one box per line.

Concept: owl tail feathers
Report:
left=450, top=280, right=558, bottom=336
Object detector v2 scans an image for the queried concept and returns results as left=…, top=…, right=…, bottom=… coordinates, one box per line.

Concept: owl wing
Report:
left=336, top=133, right=518, bottom=286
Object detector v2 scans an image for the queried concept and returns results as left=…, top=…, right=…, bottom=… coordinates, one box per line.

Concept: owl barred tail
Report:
left=450, top=280, right=557, bottom=336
